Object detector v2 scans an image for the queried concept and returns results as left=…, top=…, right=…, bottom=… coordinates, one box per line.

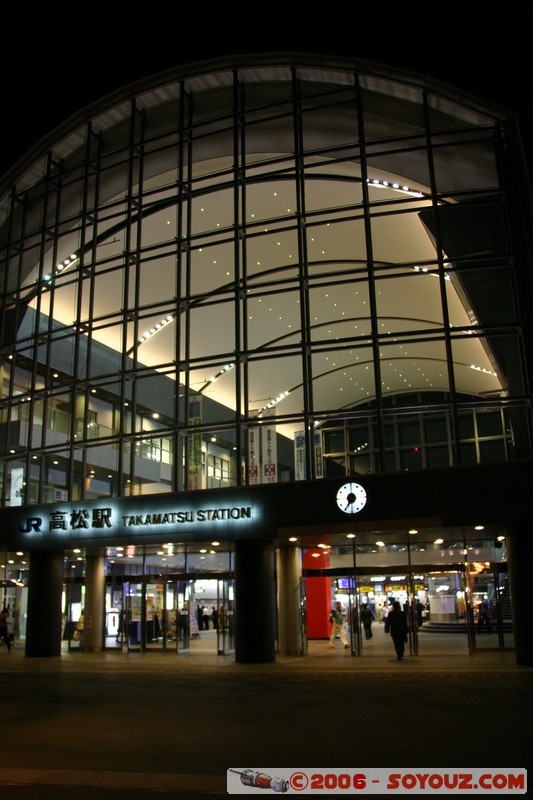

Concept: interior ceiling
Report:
left=32, top=155, right=502, bottom=435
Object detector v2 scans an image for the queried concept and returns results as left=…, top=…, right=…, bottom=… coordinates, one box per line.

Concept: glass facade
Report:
left=0, top=58, right=531, bottom=503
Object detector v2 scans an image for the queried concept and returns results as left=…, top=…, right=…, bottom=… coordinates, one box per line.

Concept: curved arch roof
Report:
left=0, top=52, right=511, bottom=204
left=0, top=54, right=513, bottom=436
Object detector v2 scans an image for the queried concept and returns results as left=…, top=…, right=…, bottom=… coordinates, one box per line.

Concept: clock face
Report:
left=336, top=482, right=367, bottom=514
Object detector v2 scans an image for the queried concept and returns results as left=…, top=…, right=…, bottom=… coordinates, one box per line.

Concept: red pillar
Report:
left=302, top=549, right=332, bottom=638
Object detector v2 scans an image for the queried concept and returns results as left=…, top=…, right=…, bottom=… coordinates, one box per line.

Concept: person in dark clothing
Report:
left=385, top=601, right=408, bottom=660
left=0, top=607, right=11, bottom=651
left=360, top=603, right=375, bottom=639
left=477, top=597, right=492, bottom=633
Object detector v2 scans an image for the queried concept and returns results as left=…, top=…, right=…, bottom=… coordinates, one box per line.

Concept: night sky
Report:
left=1, top=8, right=532, bottom=180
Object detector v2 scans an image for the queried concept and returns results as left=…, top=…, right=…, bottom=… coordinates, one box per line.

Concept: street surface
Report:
left=0, top=642, right=531, bottom=798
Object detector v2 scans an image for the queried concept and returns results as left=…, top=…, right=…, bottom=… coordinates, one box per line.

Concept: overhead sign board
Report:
left=0, top=487, right=270, bottom=551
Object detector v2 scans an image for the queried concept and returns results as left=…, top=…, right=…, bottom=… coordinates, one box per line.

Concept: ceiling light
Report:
left=376, top=541, right=385, bottom=547
left=434, top=538, right=444, bottom=544
left=470, top=364, right=497, bottom=377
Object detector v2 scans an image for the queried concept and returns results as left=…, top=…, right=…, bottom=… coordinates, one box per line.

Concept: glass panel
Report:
left=124, top=581, right=143, bottom=651
left=188, top=302, right=236, bottom=365
left=176, top=579, right=192, bottom=653
left=478, top=439, right=506, bottom=463
left=242, top=104, right=294, bottom=162
left=145, top=582, right=165, bottom=650
left=381, top=338, right=451, bottom=398
left=324, top=428, right=345, bottom=454
left=360, top=79, right=426, bottom=143
left=424, top=417, right=449, bottom=443
left=313, top=345, right=375, bottom=411
left=376, top=268, right=445, bottom=336
left=304, top=164, right=363, bottom=219
left=365, top=157, right=429, bottom=205
left=301, top=85, right=358, bottom=153
left=310, top=275, right=371, bottom=342
left=398, top=418, right=421, bottom=447
left=83, top=445, right=119, bottom=499
left=105, top=583, right=124, bottom=649
left=426, top=445, right=451, bottom=468
left=432, top=138, right=499, bottom=193
left=44, top=451, right=69, bottom=502
left=451, top=337, right=502, bottom=398
left=217, top=578, right=235, bottom=655
left=248, top=355, right=303, bottom=420
left=476, top=410, right=504, bottom=437
left=62, top=580, right=85, bottom=651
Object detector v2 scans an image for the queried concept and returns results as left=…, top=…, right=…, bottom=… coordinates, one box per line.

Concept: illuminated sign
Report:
left=122, top=507, right=251, bottom=527
left=1, top=487, right=267, bottom=551
left=18, top=505, right=252, bottom=535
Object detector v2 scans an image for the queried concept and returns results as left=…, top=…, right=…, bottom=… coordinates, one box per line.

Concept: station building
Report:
left=1, top=54, right=533, bottom=664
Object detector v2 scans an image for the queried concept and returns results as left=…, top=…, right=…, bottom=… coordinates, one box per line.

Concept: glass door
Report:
left=469, top=565, right=513, bottom=652
left=144, top=582, right=165, bottom=650
left=123, top=581, right=142, bottom=651
left=411, top=568, right=469, bottom=656
left=63, top=581, right=84, bottom=650
left=105, top=581, right=124, bottom=649
left=175, top=579, right=192, bottom=654
left=299, top=577, right=308, bottom=656
left=216, top=578, right=235, bottom=655
left=344, top=576, right=359, bottom=655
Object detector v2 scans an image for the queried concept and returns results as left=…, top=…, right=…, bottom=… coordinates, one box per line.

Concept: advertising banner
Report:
left=261, top=409, right=277, bottom=484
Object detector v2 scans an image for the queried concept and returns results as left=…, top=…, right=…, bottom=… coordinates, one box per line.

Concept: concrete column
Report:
left=82, top=553, right=105, bottom=652
left=506, top=526, right=533, bottom=666
left=276, top=546, right=303, bottom=656
left=26, top=551, right=64, bottom=657
left=234, top=540, right=275, bottom=663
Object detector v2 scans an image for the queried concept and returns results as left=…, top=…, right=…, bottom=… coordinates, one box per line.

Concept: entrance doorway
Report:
left=102, top=575, right=235, bottom=655
left=303, top=567, right=472, bottom=658
left=63, top=579, right=84, bottom=650
left=300, top=524, right=510, bottom=659
left=468, top=564, right=513, bottom=652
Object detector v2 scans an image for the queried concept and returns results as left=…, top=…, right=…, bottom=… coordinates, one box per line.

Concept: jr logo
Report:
left=19, top=517, right=43, bottom=533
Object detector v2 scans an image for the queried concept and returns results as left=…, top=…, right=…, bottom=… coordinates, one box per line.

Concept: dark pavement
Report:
left=0, top=634, right=531, bottom=798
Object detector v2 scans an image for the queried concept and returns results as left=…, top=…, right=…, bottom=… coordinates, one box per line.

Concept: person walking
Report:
left=385, top=601, right=408, bottom=660
left=477, top=597, right=492, bottom=633
left=360, top=603, right=375, bottom=639
left=0, top=607, right=11, bottom=651
left=329, top=601, right=349, bottom=649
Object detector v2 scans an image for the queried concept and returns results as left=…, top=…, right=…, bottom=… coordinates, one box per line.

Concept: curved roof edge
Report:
left=0, top=51, right=516, bottom=197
